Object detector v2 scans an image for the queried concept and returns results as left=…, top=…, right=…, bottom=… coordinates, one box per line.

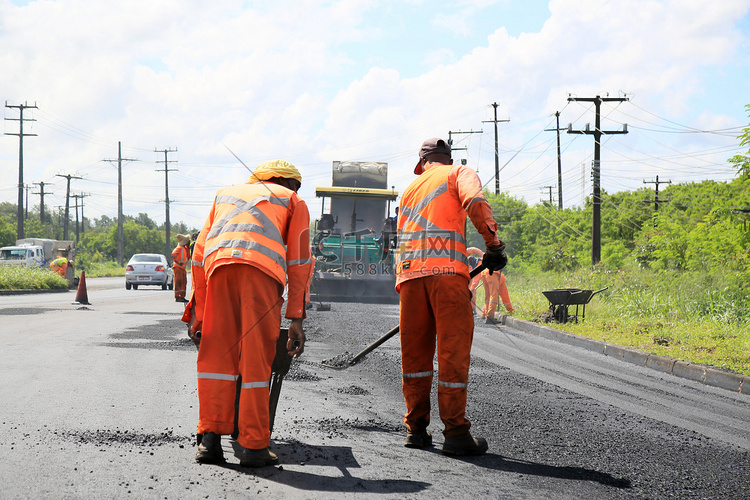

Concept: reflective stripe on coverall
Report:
left=396, top=162, right=500, bottom=438
left=192, top=181, right=312, bottom=450
left=171, top=245, right=189, bottom=300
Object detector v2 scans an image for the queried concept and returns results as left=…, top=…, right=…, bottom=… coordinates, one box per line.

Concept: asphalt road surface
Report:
left=1, top=277, right=749, bottom=499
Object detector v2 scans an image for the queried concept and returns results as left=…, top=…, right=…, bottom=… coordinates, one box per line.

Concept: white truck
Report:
left=0, top=238, right=76, bottom=268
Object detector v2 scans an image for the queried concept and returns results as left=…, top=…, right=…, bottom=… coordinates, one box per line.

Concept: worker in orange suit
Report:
left=396, top=138, right=507, bottom=456
left=171, top=234, right=190, bottom=303
left=49, top=254, right=68, bottom=278
left=481, top=269, right=514, bottom=324
left=185, top=159, right=312, bottom=468
left=466, top=247, right=484, bottom=315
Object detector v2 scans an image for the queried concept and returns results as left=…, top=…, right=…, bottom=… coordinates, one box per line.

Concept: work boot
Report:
left=195, top=432, right=225, bottom=464
left=442, top=435, right=489, bottom=456
left=485, top=317, right=500, bottom=325
left=405, top=430, right=432, bottom=449
left=240, top=447, right=279, bottom=468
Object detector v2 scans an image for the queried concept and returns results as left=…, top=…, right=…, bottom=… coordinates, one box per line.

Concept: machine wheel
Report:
left=168, top=281, right=174, bottom=291
left=162, top=281, right=167, bottom=290
left=125, top=282, right=131, bottom=290
left=132, top=284, right=139, bottom=290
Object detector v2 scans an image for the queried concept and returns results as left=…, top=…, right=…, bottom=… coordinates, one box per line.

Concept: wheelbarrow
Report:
left=541, top=287, right=608, bottom=323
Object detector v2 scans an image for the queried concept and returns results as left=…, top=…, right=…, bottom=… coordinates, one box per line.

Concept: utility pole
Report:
left=103, top=142, right=137, bottom=266
left=447, top=129, right=483, bottom=155
left=4, top=101, right=38, bottom=240
left=25, top=184, right=30, bottom=220
left=482, top=102, right=510, bottom=195
left=155, top=147, right=178, bottom=261
left=643, top=175, right=671, bottom=211
left=567, top=94, right=628, bottom=266
left=71, top=193, right=88, bottom=242
left=545, top=111, right=565, bottom=209
left=33, top=182, right=51, bottom=224
left=541, top=185, right=555, bottom=206
left=56, top=173, right=82, bottom=240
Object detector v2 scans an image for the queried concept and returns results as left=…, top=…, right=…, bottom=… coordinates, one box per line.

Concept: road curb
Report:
left=499, top=315, right=748, bottom=395
left=0, top=288, right=69, bottom=295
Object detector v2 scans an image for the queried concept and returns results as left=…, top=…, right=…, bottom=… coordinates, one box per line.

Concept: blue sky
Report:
left=1, top=0, right=749, bottom=230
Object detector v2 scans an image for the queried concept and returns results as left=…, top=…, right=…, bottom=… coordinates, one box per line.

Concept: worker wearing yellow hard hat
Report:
left=185, top=159, right=312, bottom=468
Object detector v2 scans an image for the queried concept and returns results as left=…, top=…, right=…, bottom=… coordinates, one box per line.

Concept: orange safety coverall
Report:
left=171, top=244, right=189, bottom=300
left=481, top=270, right=513, bottom=318
left=396, top=162, right=501, bottom=439
left=189, top=181, right=312, bottom=451
left=49, top=257, right=68, bottom=278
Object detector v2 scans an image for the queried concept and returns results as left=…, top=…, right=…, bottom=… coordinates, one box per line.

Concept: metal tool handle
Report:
left=348, top=263, right=487, bottom=367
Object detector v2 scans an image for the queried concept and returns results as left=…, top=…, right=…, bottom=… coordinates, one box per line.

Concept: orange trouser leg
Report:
left=197, top=264, right=282, bottom=450
left=486, top=279, right=500, bottom=319
left=174, top=266, right=187, bottom=299
left=400, top=274, right=474, bottom=439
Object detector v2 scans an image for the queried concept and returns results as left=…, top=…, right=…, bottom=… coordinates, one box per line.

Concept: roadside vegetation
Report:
left=475, top=267, right=750, bottom=376
left=0, top=265, right=68, bottom=290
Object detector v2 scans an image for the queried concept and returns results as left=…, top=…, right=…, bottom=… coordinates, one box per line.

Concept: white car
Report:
left=125, top=253, right=174, bottom=290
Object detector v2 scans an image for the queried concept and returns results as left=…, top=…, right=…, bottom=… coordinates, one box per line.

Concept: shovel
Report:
left=321, top=264, right=486, bottom=370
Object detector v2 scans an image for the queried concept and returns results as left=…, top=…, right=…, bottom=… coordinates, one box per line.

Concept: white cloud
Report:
left=0, top=0, right=748, bottom=230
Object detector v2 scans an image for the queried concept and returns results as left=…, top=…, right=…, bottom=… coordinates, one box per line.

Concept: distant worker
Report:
left=189, top=232, right=199, bottom=258
left=49, top=254, right=68, bottom=278
left=481, top=269, right=513, bottom=324
left=187, top=160, right=312, bottom=468
left=396, top=138, right=507, bottom=456
left=466, top=247, right=484, bottom=315
left=172, top=234, right=191, bottom=303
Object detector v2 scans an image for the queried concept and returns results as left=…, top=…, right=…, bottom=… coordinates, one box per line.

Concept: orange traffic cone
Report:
left=74, top=270, right=90, bottom=305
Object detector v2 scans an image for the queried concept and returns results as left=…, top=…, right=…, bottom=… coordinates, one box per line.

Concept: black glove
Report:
left=483, top=243, right=507, bottom=275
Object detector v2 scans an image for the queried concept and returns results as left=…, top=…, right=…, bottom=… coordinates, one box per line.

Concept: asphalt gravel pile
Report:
left=58, top=428, right=191, bottom=447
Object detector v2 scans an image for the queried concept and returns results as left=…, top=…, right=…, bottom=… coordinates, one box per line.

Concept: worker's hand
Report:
left=187, top=325, right=201, bottom=348
left=483, top=243, right=508, bottom=275
left=287, top=318, right=305, bottom=358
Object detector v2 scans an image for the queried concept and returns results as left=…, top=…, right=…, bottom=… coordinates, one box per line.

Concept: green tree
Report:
left=0, top=217, right=15, bottom=246
left=728, top=104, right=750, bottom=178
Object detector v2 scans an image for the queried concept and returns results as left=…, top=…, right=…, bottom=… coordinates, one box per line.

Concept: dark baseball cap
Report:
left=414, top=138, right=452, bottom=174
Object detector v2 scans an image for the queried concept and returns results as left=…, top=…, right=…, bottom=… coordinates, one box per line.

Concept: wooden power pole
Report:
left=4, top=101, right=38, bottom=240
left=567, top=95, right=628, bottom=266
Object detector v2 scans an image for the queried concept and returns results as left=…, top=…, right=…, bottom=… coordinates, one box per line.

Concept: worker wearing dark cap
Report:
left=396, top=137, right=507, bottom=456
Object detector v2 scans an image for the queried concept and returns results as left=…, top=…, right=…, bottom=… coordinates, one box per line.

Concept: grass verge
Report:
left=0, top=266, right=68, bottom=290
left=480, top=267, right=750, bottom=376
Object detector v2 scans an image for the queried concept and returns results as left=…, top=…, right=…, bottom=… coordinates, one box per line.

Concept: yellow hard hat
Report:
left=248, top=159, right=302, bottom=184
